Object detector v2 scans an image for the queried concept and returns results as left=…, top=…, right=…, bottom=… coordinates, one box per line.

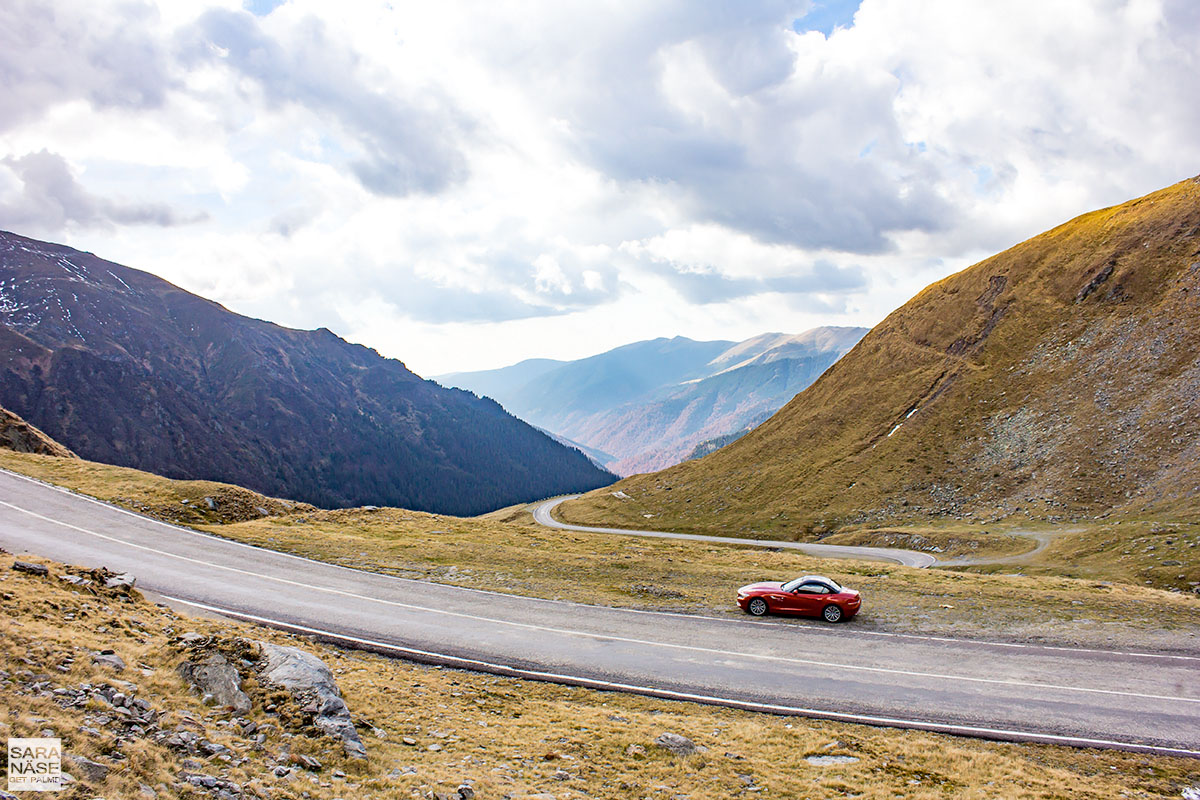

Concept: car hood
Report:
left=738, top=582, right=783, bottom=593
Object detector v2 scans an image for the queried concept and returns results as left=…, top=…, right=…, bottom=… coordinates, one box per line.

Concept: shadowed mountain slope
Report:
left=559, top=177, right=1200, bottom=534
left=0, top=231, right=613, bottom=515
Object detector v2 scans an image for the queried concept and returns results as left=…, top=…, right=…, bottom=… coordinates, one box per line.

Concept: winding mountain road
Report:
left=1, top=469, right=1197, bottom=758
left=533, top=496, right=938, bottom=567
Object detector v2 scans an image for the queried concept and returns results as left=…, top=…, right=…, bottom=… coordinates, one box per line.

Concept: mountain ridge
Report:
left=0, top=230, right=614, bottom=515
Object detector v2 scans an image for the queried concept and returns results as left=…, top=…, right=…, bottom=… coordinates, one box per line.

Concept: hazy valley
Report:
left=439, top=327, right=866, bottom=475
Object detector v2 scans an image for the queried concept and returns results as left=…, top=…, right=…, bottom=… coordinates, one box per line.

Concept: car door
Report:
left=788, top=582, right=829, bottom=616
left=765, top=586, right=798, bottom=613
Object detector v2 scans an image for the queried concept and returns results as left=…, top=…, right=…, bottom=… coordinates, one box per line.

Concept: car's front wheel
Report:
left=822, top=604, right=843, bottom=623
left=747, top=597, right=768, bottom=616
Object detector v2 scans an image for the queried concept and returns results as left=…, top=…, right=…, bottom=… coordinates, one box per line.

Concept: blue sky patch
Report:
left=243, top=0, right=286, bottom=16
left=793, top=0, right=863, bottom=36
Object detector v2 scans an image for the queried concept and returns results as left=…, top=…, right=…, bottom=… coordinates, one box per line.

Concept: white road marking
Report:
left=2, top=468, right=1197, bottom=664
left=159, top=594, right=1200, bottom=760
left=2, top=497, right=1197, bottom=705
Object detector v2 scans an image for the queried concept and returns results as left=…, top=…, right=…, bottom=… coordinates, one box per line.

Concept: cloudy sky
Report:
left=2, top=0, right=1197, bottom=375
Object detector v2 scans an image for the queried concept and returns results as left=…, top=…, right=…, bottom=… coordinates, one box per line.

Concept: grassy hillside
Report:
left=560, top=177, right=1200, bottom=538
left=4, top=554, right=1196, bottom=800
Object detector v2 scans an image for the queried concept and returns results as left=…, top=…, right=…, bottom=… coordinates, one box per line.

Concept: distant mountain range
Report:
left=0, top=231, right=614, bottom=515
left=438, top=327, right=866, bottom=475
left=560, top=176, right=1200, bottom=533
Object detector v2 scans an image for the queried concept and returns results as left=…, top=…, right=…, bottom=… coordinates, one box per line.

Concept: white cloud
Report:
left=1, top=0, right=1198, bottom=375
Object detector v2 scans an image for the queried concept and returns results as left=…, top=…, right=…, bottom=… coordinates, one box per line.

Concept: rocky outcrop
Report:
left=0, top=406, right=75, bottom=457
left=253, top=641, right=365, bottom=759
left=177, top=653, right=252, bottom=714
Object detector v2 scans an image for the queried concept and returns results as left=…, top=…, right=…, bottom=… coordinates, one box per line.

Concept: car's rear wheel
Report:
left=822, top=604, right=843, bottom=623
left=747, top=597, right=768, bottom=616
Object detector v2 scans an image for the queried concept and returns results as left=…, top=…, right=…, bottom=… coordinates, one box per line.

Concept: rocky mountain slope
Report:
left=560, top=176, right=1200, bottom=533
left=440, top=327, right=865, bottom=475
left=0, top=231, right=613, bottom=515
left=0, top=404, right=76, bottom=458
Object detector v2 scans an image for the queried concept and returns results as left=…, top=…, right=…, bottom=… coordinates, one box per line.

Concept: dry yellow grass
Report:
left=2, top=553, right=1198, bottom=800
left=0, top=449, right=313, bottom=526
left=3, top=451, right=1197, bottom=651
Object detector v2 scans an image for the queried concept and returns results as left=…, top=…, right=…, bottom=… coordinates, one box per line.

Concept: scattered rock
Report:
left=103, top=572, right=136, bottom=591
left=162, top=729, right=201, bottom=752
left=653, top=732, right=697, bottom=756
left=624, top=744, right=645, bottom=757
left=631, top=584, right=685, bottom=599
left=253, top=641, right=366, bottom=759
left=204, top=497, right=218, bottom=510
left=290, top=753, right=322, bottom=771
left=64, top=753, right=110, bottom=783
left=198, top=739, right=228, bottom=756
left=11, top=561, right=48, bottom=576
left=92, top=651, right=126, bottom=671
left=806, top=754, right=860, bottom=766
left=177, top=653, right=252, bottom=714
left=457, top=784, right=476, bottom=799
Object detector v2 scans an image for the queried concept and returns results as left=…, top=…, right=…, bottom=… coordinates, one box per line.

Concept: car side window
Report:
left=795, top=583, right=827, bottom=594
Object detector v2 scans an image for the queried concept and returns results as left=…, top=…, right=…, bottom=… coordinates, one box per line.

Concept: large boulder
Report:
left=653, top=732, right=699, bottom=756
left=253, top=641, right=365, bottom=759
left=63, top=754, right=109, bottom=783
left=177, top=653, right=252, bottom=714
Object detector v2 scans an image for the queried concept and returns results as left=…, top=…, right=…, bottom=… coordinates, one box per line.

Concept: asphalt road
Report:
left=2, top=469, right=1197, bottom=758
left=534, top=496, right=938, bottom=567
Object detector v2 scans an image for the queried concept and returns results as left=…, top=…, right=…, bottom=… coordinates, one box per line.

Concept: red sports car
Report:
left=736, top=575, right=861, bottom=622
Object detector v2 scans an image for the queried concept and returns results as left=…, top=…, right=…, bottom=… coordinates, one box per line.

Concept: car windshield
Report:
left=782, top=576, right=841, bottom=593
